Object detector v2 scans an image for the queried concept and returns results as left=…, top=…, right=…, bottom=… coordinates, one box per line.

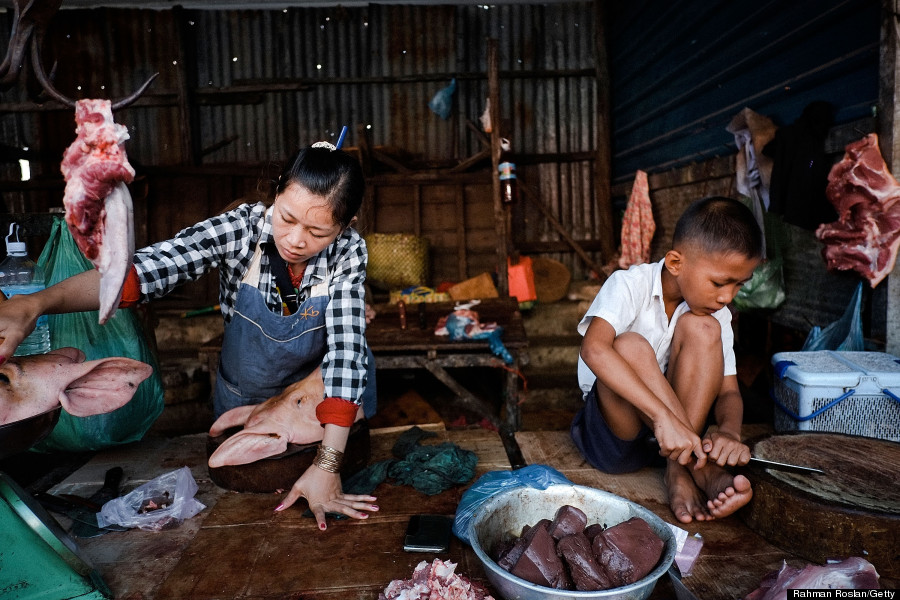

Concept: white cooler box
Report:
left=771, top=351, right=900, bottom=442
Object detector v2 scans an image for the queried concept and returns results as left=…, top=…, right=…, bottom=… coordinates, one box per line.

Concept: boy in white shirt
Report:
left=572, top=196, right=762, bottom=523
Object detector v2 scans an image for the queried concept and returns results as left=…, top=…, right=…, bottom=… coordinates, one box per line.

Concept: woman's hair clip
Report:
left=311, top=141, right=337, bottom=151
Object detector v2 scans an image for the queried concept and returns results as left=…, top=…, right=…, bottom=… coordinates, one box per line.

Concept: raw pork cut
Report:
left=743, top=557, right=880, bottom=600
left=815, top=134, right=900, bottom=287
left=379, top=559, right=494, bottom=600
left=61, top=99, right=136, bottom=323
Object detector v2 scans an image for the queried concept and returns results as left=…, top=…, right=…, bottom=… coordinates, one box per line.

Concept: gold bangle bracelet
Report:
left=313, top=444, right=344, bottom=473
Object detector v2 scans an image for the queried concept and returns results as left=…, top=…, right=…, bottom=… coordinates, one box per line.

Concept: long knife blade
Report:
left=70, top=466, right=127, bottom=538
left=748, top=456, right=824, bottom=475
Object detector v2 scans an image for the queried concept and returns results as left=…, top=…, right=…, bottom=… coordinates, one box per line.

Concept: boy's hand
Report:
left=653, top=413, right=707, bottom=468
left=702, top=430, right=750, bottom=467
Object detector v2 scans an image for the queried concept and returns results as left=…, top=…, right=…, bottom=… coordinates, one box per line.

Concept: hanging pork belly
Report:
left=60, top=99, right=136, bottom=324
left=815, top=133, right=900, bottom=287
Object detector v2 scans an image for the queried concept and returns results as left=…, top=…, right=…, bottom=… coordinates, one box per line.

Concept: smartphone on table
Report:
left=403, top=514, right=453, bottom=553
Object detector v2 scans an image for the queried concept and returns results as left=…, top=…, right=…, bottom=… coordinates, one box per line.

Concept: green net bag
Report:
left=32, top=216, right=164, bottom=452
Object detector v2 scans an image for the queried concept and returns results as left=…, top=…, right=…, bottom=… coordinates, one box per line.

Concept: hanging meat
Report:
left=815, top=133, right=900, bottom=288
left=61, top=99, right=136, bottom=324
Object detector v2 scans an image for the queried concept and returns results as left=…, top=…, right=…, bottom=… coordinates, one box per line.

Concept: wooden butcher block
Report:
left=740, top=432, right=900, bottom=578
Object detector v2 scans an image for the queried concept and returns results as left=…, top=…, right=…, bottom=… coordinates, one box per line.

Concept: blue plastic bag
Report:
left=445, top=312, right=514, bottom=364
left=428, top=78, right=456, bottom=120
left=802, top=282, right=864, bottom=352
left=452, top=464, right=572, bottom=546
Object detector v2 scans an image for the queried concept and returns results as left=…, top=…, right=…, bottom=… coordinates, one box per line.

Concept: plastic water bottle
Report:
left=0, top=223, right=51, bottom=356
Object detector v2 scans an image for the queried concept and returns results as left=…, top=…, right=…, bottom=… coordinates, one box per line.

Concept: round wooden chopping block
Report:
left=531, top=257, right=571, bottom=303
left=740, top=432, right=900, bottom=578
left=206, top=420, right=371, bottom=493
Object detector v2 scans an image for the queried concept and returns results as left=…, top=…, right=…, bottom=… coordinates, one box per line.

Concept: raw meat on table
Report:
left=207, top=367, right=365, bottom=468
left=61, top=98, right=136, bottom=323
left=379, top=559, right=495, bottom=600
left=743, top=557, right=880, bottom=600
left=815, top=134, right=900, bottom=287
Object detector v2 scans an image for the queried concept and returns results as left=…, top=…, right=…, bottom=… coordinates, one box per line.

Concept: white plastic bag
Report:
left=97, top=466, right=206, bottom=532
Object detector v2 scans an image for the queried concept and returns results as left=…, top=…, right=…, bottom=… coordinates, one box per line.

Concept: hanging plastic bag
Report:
left=802, top=281, right=864, bottom=351
left=428, top=78, right=457, bottom=120
left=732, top=255, right=786, bottom=311
left=32, top=216, right=165, bottom=452
left=97, top=466, right=206, bottom=532
left=452, top=464, right=572, bottom=546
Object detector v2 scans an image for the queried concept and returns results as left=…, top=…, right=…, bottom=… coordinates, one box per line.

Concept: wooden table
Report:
left=366, top=297, right=529, bottom=432
left=199, top=297, right=529, bottom=432
left=47, top=424, right=510, bottom=600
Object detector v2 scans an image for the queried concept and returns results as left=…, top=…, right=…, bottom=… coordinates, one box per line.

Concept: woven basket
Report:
left=366, top=233, right=430, bottom=288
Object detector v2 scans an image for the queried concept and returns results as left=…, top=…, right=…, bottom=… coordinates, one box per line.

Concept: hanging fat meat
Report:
left=815, top=133, right=900, bottom=288
left=61, top=99, right=136, bottom=324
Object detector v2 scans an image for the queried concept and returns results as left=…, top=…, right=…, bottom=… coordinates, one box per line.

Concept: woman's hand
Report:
left=274, top=464, right=378, bottom=530
left=0, top=294, right=42, bottom=363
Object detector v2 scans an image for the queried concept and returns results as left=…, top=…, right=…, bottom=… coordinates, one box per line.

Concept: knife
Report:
left=748, top=456, right=824, bottom=475
left=69, top=466, right=128, bottom=538
left=35, top=491, right=128, bottom=535
left=668, top=564, right=702, bottom=600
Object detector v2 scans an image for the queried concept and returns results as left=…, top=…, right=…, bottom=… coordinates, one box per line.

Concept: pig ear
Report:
left=58, top=357, right=153, bottom=417
left=209, top=405, right=255, bottom=437
left=208, top=430, right=288, bottom=467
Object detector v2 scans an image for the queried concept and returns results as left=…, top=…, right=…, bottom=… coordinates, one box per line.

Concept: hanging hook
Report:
left=2, top=0, right=158, bottom=110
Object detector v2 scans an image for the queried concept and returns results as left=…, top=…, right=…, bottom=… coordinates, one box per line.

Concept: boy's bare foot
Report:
left=664, top=462, right=714, bottom=523
left=691, top=463, right=753, bottom=519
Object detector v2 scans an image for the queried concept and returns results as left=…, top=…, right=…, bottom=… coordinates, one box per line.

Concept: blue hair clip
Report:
left=335, top=125, right=348, bottom=150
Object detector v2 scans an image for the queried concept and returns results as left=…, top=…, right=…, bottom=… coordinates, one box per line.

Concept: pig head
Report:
left=0, top=347, right=153, bottom=425
left=208, top=367, right=364, bottom=468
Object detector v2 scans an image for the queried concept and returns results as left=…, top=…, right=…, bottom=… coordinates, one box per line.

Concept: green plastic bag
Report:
left=32, top=217, right=164, bottom=452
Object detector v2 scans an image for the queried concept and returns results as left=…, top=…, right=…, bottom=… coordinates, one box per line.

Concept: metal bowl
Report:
left=469, top=484, right=676, bottom=600
left=0, top=406, right=62, bottom=460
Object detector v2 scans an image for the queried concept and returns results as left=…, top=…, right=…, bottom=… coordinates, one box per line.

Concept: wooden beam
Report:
left=487, top=38, right=509, bottom=296
left=593, top=0, right=616, bottom=262
left=520, top=180, right=606, bottom=280
left=880, top=0, right=900, bottom=355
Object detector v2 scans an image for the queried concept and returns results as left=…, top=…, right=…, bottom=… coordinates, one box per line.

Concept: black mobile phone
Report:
left=403, top=514, right=453, bottom=553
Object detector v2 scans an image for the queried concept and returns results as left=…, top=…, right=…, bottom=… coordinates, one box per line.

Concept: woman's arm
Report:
left=0, top=269, right=102, bottom=359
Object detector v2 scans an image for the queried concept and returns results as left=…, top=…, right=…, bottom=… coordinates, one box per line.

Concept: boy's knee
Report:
left=613, top=331, right=656, bottom=361
left=673, top=313, right=721, bottom=348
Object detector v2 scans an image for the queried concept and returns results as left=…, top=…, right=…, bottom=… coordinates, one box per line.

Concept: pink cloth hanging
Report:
left=618, top=170, right=655, bottom=269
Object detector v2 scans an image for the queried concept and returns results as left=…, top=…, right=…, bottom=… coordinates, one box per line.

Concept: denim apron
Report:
left=213, top=238, right=377, bottom=419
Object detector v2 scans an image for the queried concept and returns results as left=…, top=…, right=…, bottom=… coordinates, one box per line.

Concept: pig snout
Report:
left=0, top=347, right=154, bottom=425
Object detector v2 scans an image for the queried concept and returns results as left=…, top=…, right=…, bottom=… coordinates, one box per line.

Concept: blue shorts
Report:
left=569, top=384, right=662, bottom=473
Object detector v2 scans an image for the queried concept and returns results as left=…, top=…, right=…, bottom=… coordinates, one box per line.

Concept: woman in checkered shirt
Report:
left=0, top=143, right=379, bottom=530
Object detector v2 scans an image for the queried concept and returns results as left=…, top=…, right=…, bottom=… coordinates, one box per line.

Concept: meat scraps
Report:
left=379, top=558, right=495, bottom=600
left=815, top=133, right=900, bottom=287
left=61, top=98, right=136, bottom=323
left=743, top=557, right=880, bottom=600
left=492, top=505, right=665, bottom=592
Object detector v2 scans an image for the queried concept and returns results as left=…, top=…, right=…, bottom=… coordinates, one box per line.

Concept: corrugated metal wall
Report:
left=607, top=0, right=881, bottom=183
left=0, top=3, right=603, bottom=278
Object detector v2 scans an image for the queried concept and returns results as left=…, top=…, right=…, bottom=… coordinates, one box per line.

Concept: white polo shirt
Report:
left=576, top=259, right=737, bottom=398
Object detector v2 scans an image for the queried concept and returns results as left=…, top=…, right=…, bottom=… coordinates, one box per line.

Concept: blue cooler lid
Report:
left=772, top=351, right=900, bottom=386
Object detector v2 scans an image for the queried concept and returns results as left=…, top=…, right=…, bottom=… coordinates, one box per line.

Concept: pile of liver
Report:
left=491, top=505, right=665, bottom=591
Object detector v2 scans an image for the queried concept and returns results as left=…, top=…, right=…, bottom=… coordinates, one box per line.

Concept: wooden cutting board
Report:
left=740, top=432, right=900, bottom=578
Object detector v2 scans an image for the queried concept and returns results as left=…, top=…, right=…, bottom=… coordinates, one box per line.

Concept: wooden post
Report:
left=487, top=38, right=509, bottom=295
left=880, top=1, right=900, bottom=355
left=593, top=0, right=616, bottom=263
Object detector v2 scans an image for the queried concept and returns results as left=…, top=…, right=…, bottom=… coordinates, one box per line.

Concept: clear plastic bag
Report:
left=97, top=466, right=206, bottom=532
left=452, top=464, right=572, bottom=546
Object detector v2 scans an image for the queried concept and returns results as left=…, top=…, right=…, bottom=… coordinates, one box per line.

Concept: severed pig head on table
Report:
left=207, top=367, right=364, bottom=468
left=0, top=347, right=153, bottom=426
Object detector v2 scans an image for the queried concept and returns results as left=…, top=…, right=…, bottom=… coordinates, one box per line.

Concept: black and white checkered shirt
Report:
left=132, top=202, right=369, bottom=404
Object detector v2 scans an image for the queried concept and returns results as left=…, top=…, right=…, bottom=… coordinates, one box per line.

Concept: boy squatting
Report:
left=572, top=196, right=762, bottom=523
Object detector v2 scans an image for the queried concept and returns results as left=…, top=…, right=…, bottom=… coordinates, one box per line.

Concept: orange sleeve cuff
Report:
left=316, top=397, right=359, bottom=427
left=117, top=266, right=141, bottom=308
